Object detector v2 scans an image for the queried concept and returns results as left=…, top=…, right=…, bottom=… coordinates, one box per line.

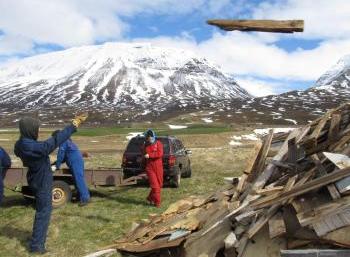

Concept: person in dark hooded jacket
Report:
left=14, top=114, right=87, bottom=254
left=0, top=146, right=11, bottom=206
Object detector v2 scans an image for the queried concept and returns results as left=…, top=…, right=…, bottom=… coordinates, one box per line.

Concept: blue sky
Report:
left=1, top=0, right=350, bottom=96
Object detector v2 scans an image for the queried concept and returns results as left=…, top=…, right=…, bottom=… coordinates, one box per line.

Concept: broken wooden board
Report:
left=296, top=195, right=350, bottom=227
left=254, top=130, right=274, bottom=175
left=322, top=225, right=350, bottom=247
left=242, top=225, right=286, bottom=257
left=312, top=207, right=350, bottom=236
left=251, top=128, right=302, bottom=193
left=281, top=249, right=350, bottom=257
left=207, top=19, right=304, bottom=33
left=311, top=154, right=341, bottom=199
left=328, top=113, right=341, bottom=143
left=255, top=186, right=284, bottom=196
left=323, top=152, right=350, bottom=194
left=251, top=167, right=350, bottom=209
left=117, top=236, right=185, bottom=253
left=268, top=212, right=286, bottom=239
left=247, top=176, right=297, bottom=239
left=183, top=200, right=233, bottom=257
left=244, top=140, right=263, bottom=175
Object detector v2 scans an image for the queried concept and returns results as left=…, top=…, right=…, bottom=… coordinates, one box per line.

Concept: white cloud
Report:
left=0, top=0, right=236, bottom=55
left=235, top=77, right=283, bottom=97
left=0, top=34, right=33, bottom=55
left=1, top=0, right=350, bottom=96
left=134, top=32, right=350, bottom=80
left=252, top=0, right=350, bottom=40
left=197, top=32, right=350, bottom=81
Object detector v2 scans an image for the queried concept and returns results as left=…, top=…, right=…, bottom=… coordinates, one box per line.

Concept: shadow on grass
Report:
left=0, top=225, right=31, bottom=249
left=59, top=212, right=113, bottom=223
left=90, top=189, right=150, bottom=207
left=1, top=195, right=32, bottom=209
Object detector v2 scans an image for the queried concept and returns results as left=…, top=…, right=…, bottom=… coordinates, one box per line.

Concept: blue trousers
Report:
left=30, top=179, right=52, bottom=252
left=68, top=157, right=90, bottom=203
left=0, top=168, right=4, bottom=206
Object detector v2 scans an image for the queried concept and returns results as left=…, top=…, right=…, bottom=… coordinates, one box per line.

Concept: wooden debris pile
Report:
left=115, top=102, right=350, bottom=257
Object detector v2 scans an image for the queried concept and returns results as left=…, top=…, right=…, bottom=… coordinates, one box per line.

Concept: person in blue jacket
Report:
left=14, top=114, right=87, bottom=254
left=52, top=131, right=90, bottom=206
left=0, top=146, right=11, bottom=206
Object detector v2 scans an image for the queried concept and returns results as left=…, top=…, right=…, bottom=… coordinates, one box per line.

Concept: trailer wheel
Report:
left=52, top=180, right=72, bottom=208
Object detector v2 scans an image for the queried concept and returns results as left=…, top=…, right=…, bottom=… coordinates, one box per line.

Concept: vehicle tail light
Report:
left=168, top=155, right=176, bottom=167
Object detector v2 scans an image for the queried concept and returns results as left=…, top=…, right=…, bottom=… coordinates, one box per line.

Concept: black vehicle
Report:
left=122, top=136, right=192, bottom=187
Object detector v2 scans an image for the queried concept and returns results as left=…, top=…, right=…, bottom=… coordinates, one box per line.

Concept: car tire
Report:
left=182, top=166, right=192, bottom=178
left=52, top=180, right=72, bottom=208
left=171, top=171, right=181, bottom=188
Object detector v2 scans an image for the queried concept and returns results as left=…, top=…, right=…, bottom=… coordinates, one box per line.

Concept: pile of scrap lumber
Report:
left=115, top=102, right=350, bottom=257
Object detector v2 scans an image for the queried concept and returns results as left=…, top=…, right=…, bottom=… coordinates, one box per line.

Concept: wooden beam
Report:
left=207, top=19, right=304, bottom=33
left=251, top=167, right=350, bottom=209
left=268, top=212, right=286, bottom=239
left=244, top=140, right=263, bottom=175
left=281, top=249, right=350, bottom=257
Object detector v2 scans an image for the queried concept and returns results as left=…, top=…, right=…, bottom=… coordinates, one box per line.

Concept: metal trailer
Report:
left=4, top=167, right=145, bottom=208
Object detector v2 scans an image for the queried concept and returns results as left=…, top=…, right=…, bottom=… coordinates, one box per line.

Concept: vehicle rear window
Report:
left=126, top=137, right=170, bottom=154
left=126, top=137, right=145, bottom=152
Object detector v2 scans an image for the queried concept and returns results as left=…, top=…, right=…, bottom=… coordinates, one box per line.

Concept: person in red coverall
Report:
left=144, top=129, right=163, bottom=208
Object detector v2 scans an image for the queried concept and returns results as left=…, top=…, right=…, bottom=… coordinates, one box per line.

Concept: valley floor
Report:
left=0, top=127, right=259, bottom=257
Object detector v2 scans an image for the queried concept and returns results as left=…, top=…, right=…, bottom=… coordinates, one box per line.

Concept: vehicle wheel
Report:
left=171, top=172, right=181, bottom=188
left=182, top=166, right=192, bottom=178
left=52, top=180, right=72, bottom=208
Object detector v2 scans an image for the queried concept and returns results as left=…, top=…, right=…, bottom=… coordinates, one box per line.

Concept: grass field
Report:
left=0, top=126, right=256, bottom=257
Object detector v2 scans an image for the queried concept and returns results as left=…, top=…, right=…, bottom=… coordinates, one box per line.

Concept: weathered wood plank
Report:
left=251, top=128, right=302, bottom=192
left=255, top=186, right=284, bottom=195
left=311, top=154, right=341, bottom=199
left=244, top=140, right=263, bottom=175
left=281, top=249, right=350, bottom=257
left=268, top=212, right=286, bottom=239
left=297, top=195, right=350, bottom=227
left=247, top=176, right=297, bottom=238
left=255, top=130, right=274, bottom=174
left=207, top=19, right=304, bottom=33
left=251, top=167, right=350, bottom=209
left=328, top=113, right=341, bottom=143
left=312, top=207, right=350, bottom=236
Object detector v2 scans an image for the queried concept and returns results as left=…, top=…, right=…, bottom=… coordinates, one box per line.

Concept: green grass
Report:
left=0, top=130, right=255, bottom=257
left=75, top=125, right=233, bottom=137
left=0, top=124, right=235, bottom=138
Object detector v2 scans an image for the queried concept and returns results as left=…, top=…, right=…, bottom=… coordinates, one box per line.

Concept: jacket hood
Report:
left=144, top=129, right=156, bottom=139
left=19, top=117, right=40, bottom=140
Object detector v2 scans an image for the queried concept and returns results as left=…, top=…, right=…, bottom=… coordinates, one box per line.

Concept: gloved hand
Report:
left=51, top=165, right=57, bottom=172
left=144, top=154, right=150, bottom=159
left=72, top=113, right=88, bottom=128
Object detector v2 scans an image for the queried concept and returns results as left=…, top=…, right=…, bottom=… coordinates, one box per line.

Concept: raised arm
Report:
left=31, top=125, right=76, bottom=157
left=55, top=141, right=67, bottom=169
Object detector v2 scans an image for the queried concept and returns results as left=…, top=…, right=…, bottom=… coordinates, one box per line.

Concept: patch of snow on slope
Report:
left=202, top=118, right=213, bottom=123
left=168, top=124, right=188, bottom=129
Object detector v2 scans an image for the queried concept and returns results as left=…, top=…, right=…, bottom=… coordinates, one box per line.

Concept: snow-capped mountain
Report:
left=215, top=55, right=350, bottom=126
left=0, top=43, right=349, bottom=126
left=0, top=42, right=250, bottom=125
